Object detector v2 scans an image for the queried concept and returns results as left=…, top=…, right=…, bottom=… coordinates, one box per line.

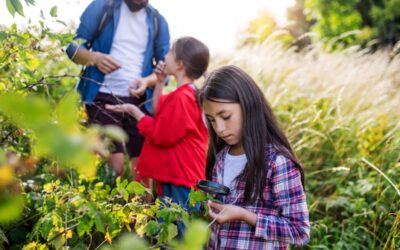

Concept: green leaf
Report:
left=0, top=228, right=8, bottom=244
left=144, top=220, right=159, bottom=236
left=121, top=179, right=128, bottom=188
left=88, top=204, right=105, bottom=233
left=56, top=19, right=67, bottom=27
left=39, top=216, right=53, bottom=239
left=100, top=233, right=147, bottom=250
left=123, top=189, right=129, bottom=202
left=0, top=194, right=24, bottom=223
left=77, top=214, right=94, bottom=237
left=24, top=0, right=35, bottom=6
left=33, top=124, right=97, bottom=176
left=180, top=220, right=209, bottom=250
left=6, top=0, right=16, bottom=17
left=50, top=6, right=57, bottom=17
left=167, top=224, right=178, bottom=241
left=101, top=125, right=128, bottom=143
left=157, top=208, right=178, bottom=224
left=40, top=9, right=45, bottom=19
left=0, top=148, right=6, bottom=165
left=188, top=189, right=207, bottom=206
left=10, top=0, right=24, bottom=16
left=116, top=176, right=121, bottom=186
left=126, top=181, right=146, bottom=196
left=0, top=31, right=8, bottom=40
left=158, top=223, right=178, bottom=243
left=0, top=93, right=51, bottom=130
left=55, top=92, right=80, bottom=131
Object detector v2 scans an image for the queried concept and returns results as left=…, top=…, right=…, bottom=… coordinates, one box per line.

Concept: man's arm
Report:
left=65, top=0, right=121, bottom=75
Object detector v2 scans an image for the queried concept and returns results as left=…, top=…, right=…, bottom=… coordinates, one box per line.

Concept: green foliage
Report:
left=370, top=0, right=400, bottom=44
left=306, top=0, right=363, bottom=39
left=305, top=0, right=400, bottom=47
left=240, top=0, right=400, bottom=49
left=0, top=7, right=109, bottom=228
left=0, top=92, right=100, bottom=176
left=0, top=194, right=24, bottom=224
left=1, top=176, right=208, bottom=249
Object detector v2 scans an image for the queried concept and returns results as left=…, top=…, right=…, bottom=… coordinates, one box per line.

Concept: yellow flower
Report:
left=0, top=165, right=14, bottom=188
left=105, top=231, right=113, bottom=244
left=65, top=229, right=73, bottom=239
left=22, top=242, right=37, bottom=250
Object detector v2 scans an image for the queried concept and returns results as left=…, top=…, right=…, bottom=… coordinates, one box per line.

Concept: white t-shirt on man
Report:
left=99, top=1, right=148, bottom=96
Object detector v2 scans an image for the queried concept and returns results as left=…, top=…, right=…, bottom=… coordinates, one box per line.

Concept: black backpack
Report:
left=84, top=0, right=160, bottom=60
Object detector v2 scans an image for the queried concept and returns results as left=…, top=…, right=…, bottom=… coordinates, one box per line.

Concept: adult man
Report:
left=66, top=0, right=170, bottom=178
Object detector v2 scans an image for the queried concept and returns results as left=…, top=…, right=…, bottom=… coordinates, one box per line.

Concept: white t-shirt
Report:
left=222, top=152, right=247, bottom=189
left=99, top=2, right=148, bottom=96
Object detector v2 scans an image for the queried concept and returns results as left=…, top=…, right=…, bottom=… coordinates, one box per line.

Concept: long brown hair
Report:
left=199, top=65, right=304, bottom=204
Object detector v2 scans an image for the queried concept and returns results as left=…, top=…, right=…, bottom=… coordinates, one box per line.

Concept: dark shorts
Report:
left=86, top=92, right=148, bottom=158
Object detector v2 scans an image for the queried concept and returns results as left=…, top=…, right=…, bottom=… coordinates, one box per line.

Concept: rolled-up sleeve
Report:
left=65, top=0, right=104, bottom=60
left=254, top=155, right=310, bottom=245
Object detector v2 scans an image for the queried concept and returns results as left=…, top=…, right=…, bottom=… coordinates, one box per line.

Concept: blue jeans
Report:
left=159, top=183, right=198, bottom=238
left=161, top=183, right=191, bottom=209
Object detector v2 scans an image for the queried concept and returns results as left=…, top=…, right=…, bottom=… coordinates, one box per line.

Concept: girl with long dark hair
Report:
left=200, top=65, right=310, bottom=249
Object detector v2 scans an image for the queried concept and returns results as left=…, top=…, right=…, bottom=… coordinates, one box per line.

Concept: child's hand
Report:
left=154, top=61, right=167, bottom=84
left=105, top=103, right=133, bottom=113
left=105, top=104, right=144, bottom=121
left=207, top=201, right=243, bottom=224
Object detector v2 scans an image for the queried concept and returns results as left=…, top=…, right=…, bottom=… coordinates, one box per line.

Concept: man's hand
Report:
left=93, top=52, right=121, bottom=74
left=129, top=78, right=148, bottom=98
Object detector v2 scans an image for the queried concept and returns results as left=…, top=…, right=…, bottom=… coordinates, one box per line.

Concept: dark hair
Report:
left=199, top=65, right=304, bottom=204
left=173, top=37, right=209, bottom=80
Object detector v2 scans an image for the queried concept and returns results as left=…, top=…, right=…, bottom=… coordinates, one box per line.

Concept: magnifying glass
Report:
left=196, top=180, right=230, bottom=196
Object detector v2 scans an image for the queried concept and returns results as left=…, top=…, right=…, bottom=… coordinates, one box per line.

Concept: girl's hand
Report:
left=105, top=103, right=133, bottom=113
left=207, top=201, right=243, bottom=224
left=154, top=61, right=167, bottom=84
left=105, top=104, right=144, bottom=121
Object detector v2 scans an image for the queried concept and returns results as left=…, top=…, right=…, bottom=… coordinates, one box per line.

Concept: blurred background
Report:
left=0, top=0, right=399, bottom=249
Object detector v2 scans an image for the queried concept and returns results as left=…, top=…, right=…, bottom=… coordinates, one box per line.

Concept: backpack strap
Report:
left=152, top=9, right=160, bottom=66
left=85, top=0, right=115, bottom=50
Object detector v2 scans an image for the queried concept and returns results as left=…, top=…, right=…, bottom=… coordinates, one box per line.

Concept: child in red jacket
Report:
left=106, top=37, right=209, bottom=209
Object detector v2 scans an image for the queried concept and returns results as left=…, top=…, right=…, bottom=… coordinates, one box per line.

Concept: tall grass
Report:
left=211, top=40, right=400, bottom=249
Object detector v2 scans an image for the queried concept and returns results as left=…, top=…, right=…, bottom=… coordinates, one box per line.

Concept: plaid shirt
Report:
left=207, top=144, right=310, bottom=250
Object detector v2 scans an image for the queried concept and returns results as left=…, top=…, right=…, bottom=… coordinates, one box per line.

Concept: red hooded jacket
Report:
left=136, top=84, right=208, bottom=188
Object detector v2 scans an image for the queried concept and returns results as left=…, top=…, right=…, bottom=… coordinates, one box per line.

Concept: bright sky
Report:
left=0, top=0, right=295, bottom=54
